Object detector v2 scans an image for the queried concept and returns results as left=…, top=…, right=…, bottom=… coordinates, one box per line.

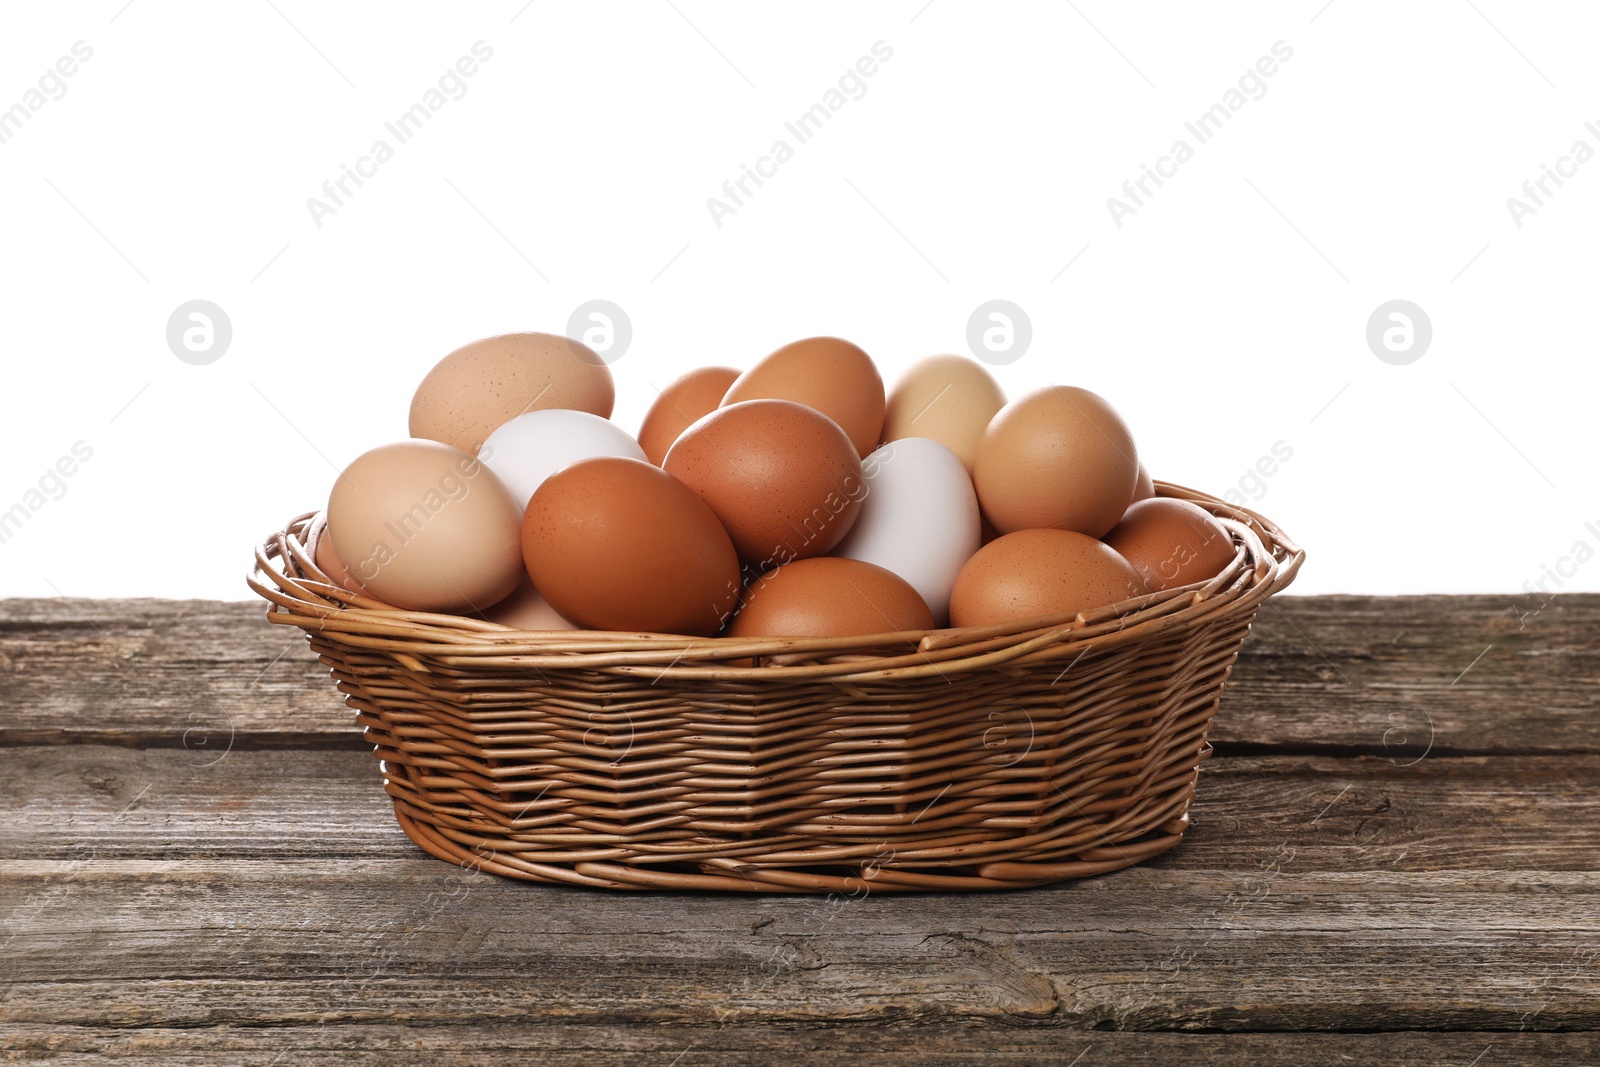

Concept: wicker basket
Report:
left=249, top=482, right=1302, bottom=893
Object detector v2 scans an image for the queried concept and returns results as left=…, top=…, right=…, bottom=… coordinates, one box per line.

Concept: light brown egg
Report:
left=720, top=337, right=884, bottom=457
left=480, top=577, right=580, bottom=630
left=1132, top=463, right=1156, bottom=503
left=310, top=513, right=368, bottom=596
left=328, top=440, right=524, bottom=614
left=637, top=366, right=739, bottom=466
left=663, top=399, right=864, bottom=568
left=409, top=332, right=615, bottom=453
left=972, top=386, right=1140, bottom=538
left=1104, top=498, right=1235, bottom=591
left=521, top=457, right=739, bottom=636
left=949, top=528, right=1145, bottom=629
left=726, top=557, right=934, bottom=639
left=881, top=354, right=1006, bottom=472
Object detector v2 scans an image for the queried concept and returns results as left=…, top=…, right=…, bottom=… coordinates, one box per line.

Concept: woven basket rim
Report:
left=248, top=480, right=1303, bottom=682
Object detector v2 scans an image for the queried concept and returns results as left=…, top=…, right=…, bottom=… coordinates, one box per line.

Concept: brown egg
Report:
left=881, top=354, right=1006, bottom=472
left=1132, top=463, right=1156, bottom=502
left=949, top=529, right=1145, bottom=629
left=721, top=337, right=884, bottom=457
left=409, top=332, right=615, bottom=453
left=310, top=513, right=368, bottom=596
left=1105, top=498, right=1235, bottom=591
left=480, top=577, right=580, bottom=630
left=328, top=440, right=524, bottom=614
left=522, top=457, right=739, bottom=636
left=663, top=399, right=865, bottom=568
left=727, top=557, right=934, bottom=639
left=637, top=366, right=740, bottom=466
left=973, top=386, right=1140, bottom=538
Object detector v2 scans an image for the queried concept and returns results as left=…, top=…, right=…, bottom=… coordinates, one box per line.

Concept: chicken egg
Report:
left=309, top=513, right=368, bottom=596
left=637, top=366, right=740, bottom=466
left=409, top=332, right=615, bottom=453
left=831, top=437, right=980, bottom=625
left=1132, top=463, right=1156, bottom=503
left=973, top=386, right=1140, bottom=538
left=949, top=528, right=1145, bottom=629
left=481, top=577, right=580, bottom=631
left=881, top=354, right=1005, bottom=472
left=327, top=440, right=524, bottom=614
left=1104, top=498, right=1235, bottom=591
left=721, top=337, right=884, bottom=457
left=727, top=557, right=934, bottom=639
left=522, top=457, right=740, bottom=636
left=664, top=399, right=864, bottom=567
left=479, top=409, right=646, bottom=512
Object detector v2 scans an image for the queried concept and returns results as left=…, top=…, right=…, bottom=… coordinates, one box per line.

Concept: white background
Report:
left=1, top=1, right=1595, bottom=601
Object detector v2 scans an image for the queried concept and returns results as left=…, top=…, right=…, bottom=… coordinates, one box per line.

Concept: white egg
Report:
left=478, top=409, right=646, bottom=511
left=832, top=437, right=981, bottom=624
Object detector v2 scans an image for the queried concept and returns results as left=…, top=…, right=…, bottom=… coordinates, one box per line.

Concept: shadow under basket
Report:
left=250, top=482, right=1303, bottom=893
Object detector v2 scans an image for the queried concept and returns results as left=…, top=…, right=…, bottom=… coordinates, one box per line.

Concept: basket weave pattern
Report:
left=251, top=484, right=1302, bottom=892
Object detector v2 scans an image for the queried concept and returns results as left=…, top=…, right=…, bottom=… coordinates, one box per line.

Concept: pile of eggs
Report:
left=316, top=332, right=1238, bottom=640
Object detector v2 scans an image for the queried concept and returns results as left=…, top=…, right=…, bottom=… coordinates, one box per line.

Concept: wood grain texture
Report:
left=2, top=747, right=1596, bottom=1033
left=3, top=746, right=1597, bottom=872
left=0, top=598, right=346, bottom=750
left=4, top=595, right=1596, bottom=752
left=1214, top=593, right=1600, bottom=756
left=2, top=596, right=1596, bottom=1056
left=2, top=874, right=1595, bottom=1032
left=3, top=1027, right=1592, bottom=1066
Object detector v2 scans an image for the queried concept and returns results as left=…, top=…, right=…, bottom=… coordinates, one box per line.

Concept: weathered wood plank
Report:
left=0, top=599, right=349, bottom=750
left=4, top=597, right=1597, bottom=1045
left=1215, top=593, right=1600, bottom=756
left=0, top=1026, right=1591, bottom=1065
left=3, top=749, right=1596, bottom=1032
left=3, top=595, right=1598, bottom=753
left=0, top=870, right=1595, bottom=1032
left=3, top=747, right=1597, bottom=873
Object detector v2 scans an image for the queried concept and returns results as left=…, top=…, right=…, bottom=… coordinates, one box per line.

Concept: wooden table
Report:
left=3, top=596, right=1596, bottom=1063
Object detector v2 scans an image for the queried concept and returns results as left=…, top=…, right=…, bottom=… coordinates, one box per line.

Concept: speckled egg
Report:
left=663, top=399, right=864, bottom=568
left=409, top=332, right=615, bottom=453
left=720, top=337, right=884, bottom=457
